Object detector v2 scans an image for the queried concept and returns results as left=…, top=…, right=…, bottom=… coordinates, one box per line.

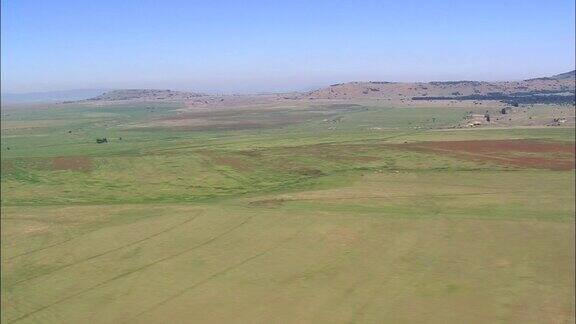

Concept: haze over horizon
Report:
left=2, top=0, right=575, bottom=94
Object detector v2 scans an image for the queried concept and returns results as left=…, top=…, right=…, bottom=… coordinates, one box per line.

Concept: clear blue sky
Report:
left=2, top=0, right=575, bottom=93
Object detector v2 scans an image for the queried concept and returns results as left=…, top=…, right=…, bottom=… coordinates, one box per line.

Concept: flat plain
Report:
left=1, top=99, right=574, bottom=323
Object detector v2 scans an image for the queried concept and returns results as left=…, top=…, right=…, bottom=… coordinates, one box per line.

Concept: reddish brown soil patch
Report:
left=275, top=144, right=381, bottom=163
left=1, top=160, right=14, bottom=173
left=249, top=198, right=286, bottom=208
left=198, top=151, right=252, bottom=171
left=291, top=167, right=325, bottom=177
left=325, top=227, right=358, bottom=247
left=238, top=149, right=262, bottom=157
left=177, top=121, right=272, bottom=131
left=399, top=140, right=575, bottom=171
left=52, top=156, right=92, bottom=171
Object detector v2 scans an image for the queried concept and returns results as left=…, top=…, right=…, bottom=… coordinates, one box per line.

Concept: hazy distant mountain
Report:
left=1, top=89, right=109, bottom=104
left=304, top=71, right=576, bottom=101
left=88, top=89, right=206, bottom=101
left=550, top=70, right=575, bottom=80
left=72, top=71, right=576, bottom=105
left=526, top=70, right=575, bottom=81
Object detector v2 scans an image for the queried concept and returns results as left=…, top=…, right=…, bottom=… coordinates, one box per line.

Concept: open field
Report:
left=1, top=100, right=575, bottom=323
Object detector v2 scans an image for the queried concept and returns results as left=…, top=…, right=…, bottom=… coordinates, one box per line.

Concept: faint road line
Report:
left=124, top=221, right=311, bottom=323
left=8, top=213, right=201, bottom=287
left=8, top=213, right=255, bottom=323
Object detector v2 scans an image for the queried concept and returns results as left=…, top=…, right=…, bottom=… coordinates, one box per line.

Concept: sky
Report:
left=1, top=0, right=575, bottom=94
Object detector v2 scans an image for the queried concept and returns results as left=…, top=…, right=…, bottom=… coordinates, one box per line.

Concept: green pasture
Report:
left=1, top=101, right=574, bottom=323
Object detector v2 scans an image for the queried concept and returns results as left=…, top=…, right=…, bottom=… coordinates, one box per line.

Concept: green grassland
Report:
left=1, top=101, right=574, bottom=323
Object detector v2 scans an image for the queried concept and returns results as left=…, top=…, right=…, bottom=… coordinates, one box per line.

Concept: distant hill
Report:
left=304, top=71, right=576, bottom=103
left=526, top=70, right=576, bottom=81
left=1, top=89, right=108, bottom=104
left=88, top=89, right=206, bottom=101
left=74, top=71, right=575, bottom=106
left=550, top=70, right=575, bottom=80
